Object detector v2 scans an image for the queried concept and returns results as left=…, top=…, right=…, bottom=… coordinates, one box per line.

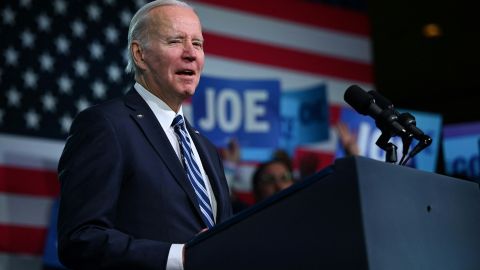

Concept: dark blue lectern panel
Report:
left=185, top=156, right=480, bottom=270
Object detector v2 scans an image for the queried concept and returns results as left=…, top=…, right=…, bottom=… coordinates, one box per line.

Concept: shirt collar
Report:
left=134, top=82, right=184, bottom=131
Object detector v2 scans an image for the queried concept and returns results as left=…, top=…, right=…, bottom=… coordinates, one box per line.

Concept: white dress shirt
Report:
left=135, top=83, right=217, bottom=270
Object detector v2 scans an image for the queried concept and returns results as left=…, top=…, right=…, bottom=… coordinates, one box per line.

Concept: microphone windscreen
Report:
left=344, top=85, right=372, bottom=115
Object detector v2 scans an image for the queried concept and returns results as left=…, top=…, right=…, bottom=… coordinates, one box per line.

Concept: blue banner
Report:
left=443, top=122, right=480, bottom=180
left=192, top=76, right=280, bottom=149
left=280, top=84, right=330, bottom=154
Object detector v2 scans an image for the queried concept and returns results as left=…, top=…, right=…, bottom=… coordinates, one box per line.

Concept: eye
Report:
left=167, top=39, right=181, bottom=45
left=193, top=40, right=204, bottom=49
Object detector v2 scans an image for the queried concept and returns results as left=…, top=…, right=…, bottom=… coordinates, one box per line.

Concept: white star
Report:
left=58, top=75, right=73, bottom=94
left=20, top=0, right=32, bottom=9
left=2, top=7, right=15, bottom=25
left=23, top=69, right=38, bottom=88
left=6, top=87, right=21, bottom=107
left=107, top=64, right=122, bottom=83
left=55, top=35, right=70, bottom=54
left=76, top=97, right=91, bottom=113
left=91, top=80, right=107, bottom=99
left=104, top=0, right=116, bottom=6
left=37, top=13, right=52, bottom=32
left=20, top=29, right=35, bottom=48
left=105, top=25, right=119, bottom=43
left=54, top=0, right=67, bottom=15
left=41, top=92, right=57, bottom=112
left=120, top=9, right=132, bottom=26
left=71, top=20, right=86, bottom=38
left=89, top=41, right=104, bottom=60
left=87, top=4, right=101, bottom=21
left=0, top=109, right=4, bottom=125
left=4, top=47, right=19, bottom=66
left=135, top=0, right=147, bottom=9
left=25, top=109, right=40, bottom=129
left=74, top=58, right=89, bottom=77
left=59, top=114, right=73, bottom=133
left=39, top=53, right=54, bottom=72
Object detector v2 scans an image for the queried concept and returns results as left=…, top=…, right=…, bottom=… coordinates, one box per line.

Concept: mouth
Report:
left=175, top=69, right=196, bottom=76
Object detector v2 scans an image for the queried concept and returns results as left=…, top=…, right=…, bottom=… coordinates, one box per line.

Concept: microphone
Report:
left=401, top=135, right=433, bottom=165
left=368, top=90, right=412, bottom=162
left=363, top=89, right=433, bottom=165
left=367, top=90, right=396, bottom=112
left=368, top=90, right=430, bottom=141
left=399, top=112, right=432, bottom=165
left=398, top=112, right=432, bottom=142
left=344, top=85, right=409, bottom=139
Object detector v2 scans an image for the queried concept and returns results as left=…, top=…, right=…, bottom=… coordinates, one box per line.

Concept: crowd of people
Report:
left=221, top=121, right=360, bottom=214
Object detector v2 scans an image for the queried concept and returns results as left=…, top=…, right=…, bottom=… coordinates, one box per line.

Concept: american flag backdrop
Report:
left=0, top=0, right=372, bottom=268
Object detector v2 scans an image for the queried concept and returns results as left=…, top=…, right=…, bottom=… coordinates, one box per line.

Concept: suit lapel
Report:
left=123, top=89, right=204, bottom=218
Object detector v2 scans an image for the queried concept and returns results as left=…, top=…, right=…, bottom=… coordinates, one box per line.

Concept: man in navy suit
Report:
left=57, top=1, right=233, bottom=269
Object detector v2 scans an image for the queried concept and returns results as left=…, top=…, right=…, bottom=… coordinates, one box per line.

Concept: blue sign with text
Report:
left=280, top=84, right=329, bottom=155
left=443, top=122, right=480, bottom=180
left=192, top=76, right=280, bottom=148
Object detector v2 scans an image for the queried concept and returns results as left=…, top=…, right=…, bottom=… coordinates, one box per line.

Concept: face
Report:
left=133, top=5, right=204, bottom=110
left=256, top=162, right=294, bottom=201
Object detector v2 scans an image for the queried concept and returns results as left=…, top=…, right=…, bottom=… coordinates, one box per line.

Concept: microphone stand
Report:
left=373, top=107, right=409, bottom=164
left=400, top=134, right=432, bottom=166
left=376, top=131, right=398, bottom=164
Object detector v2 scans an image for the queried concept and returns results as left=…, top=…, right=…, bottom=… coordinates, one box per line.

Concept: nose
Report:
left=182, top=42, right=196, bottom=62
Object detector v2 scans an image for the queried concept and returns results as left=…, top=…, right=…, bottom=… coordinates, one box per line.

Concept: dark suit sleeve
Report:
left=57, top=108, right=171, bottom=270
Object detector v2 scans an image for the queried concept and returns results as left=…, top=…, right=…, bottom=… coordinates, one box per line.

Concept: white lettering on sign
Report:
left=198, top=88, right=270, bottom=133
left=244, top=90, right=269, bottom=132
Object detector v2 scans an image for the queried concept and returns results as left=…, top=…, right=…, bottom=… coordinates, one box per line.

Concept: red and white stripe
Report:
left=192, top=0, right=373, bottom=105
left=0, top=134, right=62, bottom=269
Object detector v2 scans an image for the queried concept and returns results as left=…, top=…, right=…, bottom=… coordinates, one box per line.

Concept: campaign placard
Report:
left=192, top=76, right=280, bottom=149
left=443, top=122, right=480, bottom=180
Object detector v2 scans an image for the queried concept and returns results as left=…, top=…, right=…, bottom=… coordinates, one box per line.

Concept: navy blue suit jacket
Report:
left=57, top=88, right=232, bottom=269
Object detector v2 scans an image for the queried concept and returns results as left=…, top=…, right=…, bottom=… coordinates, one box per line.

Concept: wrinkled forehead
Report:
left=146, top=5, right=202, bottom=35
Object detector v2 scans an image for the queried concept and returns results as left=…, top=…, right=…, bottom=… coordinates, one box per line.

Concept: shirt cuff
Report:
left=166, top=243, right=185, bottom=270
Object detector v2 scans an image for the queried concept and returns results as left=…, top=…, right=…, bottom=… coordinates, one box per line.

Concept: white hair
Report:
left=125, top=0, right=193, bottom=75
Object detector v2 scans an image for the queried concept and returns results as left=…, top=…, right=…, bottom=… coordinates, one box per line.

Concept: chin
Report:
left=180, top=88, right=196, bottom=97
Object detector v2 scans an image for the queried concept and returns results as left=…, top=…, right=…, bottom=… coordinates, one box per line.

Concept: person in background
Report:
left=56, top=1, right=232, bottom=269
left=336, top=121, right=360, bottom=156
left=272, top=149, right=294, bottom=173
left=220, top=138, right=251, bottom=213
left=252, top=158, right=295, bottom=203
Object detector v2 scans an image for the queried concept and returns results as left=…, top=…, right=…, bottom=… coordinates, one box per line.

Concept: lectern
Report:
left=185, top=156, right=480, bottom=270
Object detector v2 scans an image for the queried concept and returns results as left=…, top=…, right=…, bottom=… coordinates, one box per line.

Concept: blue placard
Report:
left=279, top=84, right=330, bottom=155
left=443, top=122, right=480, bottom=180
left=192, top=75, right=280, bottom=148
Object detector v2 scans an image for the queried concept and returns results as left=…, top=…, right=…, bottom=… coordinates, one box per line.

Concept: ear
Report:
left=131, top=41, right=147, bottom=71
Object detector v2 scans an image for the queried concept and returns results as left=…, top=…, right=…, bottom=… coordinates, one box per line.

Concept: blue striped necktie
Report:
left=171, top=115, right=215, bottom=229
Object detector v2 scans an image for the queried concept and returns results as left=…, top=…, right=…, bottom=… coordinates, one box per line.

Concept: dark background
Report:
left=370, top=0, right=480, bottom=124
left=316, top=0, right=480, bottom=124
